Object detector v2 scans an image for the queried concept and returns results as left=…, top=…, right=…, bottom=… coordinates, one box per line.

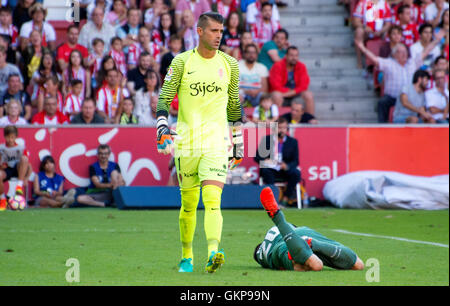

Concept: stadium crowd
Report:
left=0, top=0, right=320, bottom=127
left=0, top=0, right=447, bottom=127
left=344, top=0, right=449, bottom=123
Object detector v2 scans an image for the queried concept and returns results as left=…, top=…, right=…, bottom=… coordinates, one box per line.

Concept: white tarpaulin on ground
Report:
left=323, top=171, right=449, bottom=210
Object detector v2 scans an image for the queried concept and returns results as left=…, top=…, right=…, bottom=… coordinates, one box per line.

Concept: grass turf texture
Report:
left=0, top=208, right=448, bottom=286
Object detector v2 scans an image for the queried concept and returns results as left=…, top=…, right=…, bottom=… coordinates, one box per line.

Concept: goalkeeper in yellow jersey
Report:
left=156, top=12, right=243, bottom=273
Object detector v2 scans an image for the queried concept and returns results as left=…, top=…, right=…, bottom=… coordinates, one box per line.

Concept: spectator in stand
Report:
left=74, top=144, right=125, bottom=208
left=0, top=33, right=15, bottom=64
left=215, top=0, right=237, bottom=20
left=0, top=73, right=31, bottom=120
left=78, top=6, right=116, bottom=53
left=0, top=6, right=18, bottom=50
left=62, top=49, right=91, bottom=101
left=282, top=99, right=318, bottom=124
left=96, top=68, right=128, bottom=123
left=246, top=0, right=280, bottom=26
left=396, top=4, right=420, bottom=48
left=106, top=0, right=128, bottom=28
left=33, top=155, right=75, bottom=208
left=252, top=93, right=279, bottom=123
left=379, top=25, right=404, bottom=58
left=220, top=11, right=243, bottom=59
left=31, top=96, right=70, bottom=125
left=134, top=68, right=167, bottom=125
left=127, top=51, right=155, bottom=95
left=393, top=69, right=435, bottom=123
left=35, top=75, right=64, bottom=113
left=117, top=7, right=141, bottom=55
left=425, top=0, right=449, bottom=27
left=128, top=26, right=161, bottom=71
left=258, top=28, right=288, bottom=71
left=56, top=25, right=89, bottom=72
left=425, top=68, right=449, bottom=123
left=269, top=46, right=316, bottom=114
left=160, top=34, right=182, bottom=79
left=18, top=2, right=56, bottom=52
left=251, top=2, right=281, bottom=48
left=119, top=97, right=138, bottom=124
left=254, top=117, right=300, bottom=207
left=238, top=43, right=269, bottom=107
left=152, top=12, right=177, bottom=54
left=70, top=97, right=106, bottom=124
left=0, top=125, right=31, bottom=211
left=392, top=0, right=423, bottom=25
left=109, top=36, right=127, bottom=77
left=420, top=0, right=434, bottom=23
left=237, top=31, right=255, bottom=60
left=19, top=29, right=50, bottom=87
left=178, top=9, right=199, bottom=51
left=410, top=23, right=442, bottom=71
left=144, top=0, right=170, bottom=31
left=175, top=0, right=211, bottom=29
left=87, top=0, right=113, bottom=21
left=0, top=45, right=22, bottom=92
left=13, top=0, right=34, bottom=32
left=88, top=39, right=106, bottom=90
left=434, top=8, right=449, bottom=49
left=354, top=30, right=445, bottom=122
left=352, top=0, right=393, bottom=69
left=0, top=99, right=28, bottom=125
left=431, top=56, right=449, bottom=87
left=63, top=79, right=84, bottom=119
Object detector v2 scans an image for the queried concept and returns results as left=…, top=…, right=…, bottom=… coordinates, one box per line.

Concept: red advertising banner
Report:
left=1, top=126, right=448, bottom=200
left=348, top=127, right=449, bottom=176
left=294, top=127, right=348, bottom=198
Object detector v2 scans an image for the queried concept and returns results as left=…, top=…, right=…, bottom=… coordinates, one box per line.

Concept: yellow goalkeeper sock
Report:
left=202, top=184, right=223, bottom=257
left=179, top=186, right=200, bottom=261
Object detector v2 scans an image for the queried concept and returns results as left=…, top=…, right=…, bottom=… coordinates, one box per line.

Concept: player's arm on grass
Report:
left=156, top=55, right=184, bottom=154
left=226, top=55, right=244, bottom=170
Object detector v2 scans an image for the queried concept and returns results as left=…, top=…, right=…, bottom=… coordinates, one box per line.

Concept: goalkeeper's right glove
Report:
left=156, top=116, right=177, bottom=155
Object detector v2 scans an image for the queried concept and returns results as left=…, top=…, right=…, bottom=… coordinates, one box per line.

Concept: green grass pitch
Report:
left=0, top=208, right=448, bottom=286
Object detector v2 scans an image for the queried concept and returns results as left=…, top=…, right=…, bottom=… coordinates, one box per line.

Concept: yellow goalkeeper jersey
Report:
left=157, top=48, right=241, bottom=154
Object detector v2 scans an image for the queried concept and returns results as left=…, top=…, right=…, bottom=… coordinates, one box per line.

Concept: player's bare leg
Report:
left=15, top=156, right=30, bottom=195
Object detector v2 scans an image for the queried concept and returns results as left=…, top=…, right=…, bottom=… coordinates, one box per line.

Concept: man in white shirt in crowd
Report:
left=238, top=43, right=269, bottom=107
left=78, top=6, right=116, bottom=53
left=425, top=69, right=449, bottom=123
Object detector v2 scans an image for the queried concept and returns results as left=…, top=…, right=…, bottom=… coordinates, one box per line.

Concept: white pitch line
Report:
left=332, top=229, right=449, bottom=249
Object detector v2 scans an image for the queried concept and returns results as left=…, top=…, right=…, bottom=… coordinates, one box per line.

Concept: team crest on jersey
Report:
left=165, top=67, right=173, bottom=81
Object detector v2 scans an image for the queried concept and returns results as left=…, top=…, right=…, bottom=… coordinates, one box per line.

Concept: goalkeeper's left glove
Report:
left=229, top=124, right=244, bottom=170
left=156, top=116, right=178, bottom=155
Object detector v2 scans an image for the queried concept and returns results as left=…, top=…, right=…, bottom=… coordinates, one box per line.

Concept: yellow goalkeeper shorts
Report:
left=174, top=152, right=229, bottom=189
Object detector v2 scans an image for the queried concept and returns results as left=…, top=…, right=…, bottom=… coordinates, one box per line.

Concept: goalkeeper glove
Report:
left=229, top=125, right=244, bottom=170
left=156, top=116, right=178, bottom=155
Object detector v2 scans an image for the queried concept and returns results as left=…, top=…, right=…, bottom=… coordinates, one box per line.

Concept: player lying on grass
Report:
left=254, top=187, right=365, bottom=271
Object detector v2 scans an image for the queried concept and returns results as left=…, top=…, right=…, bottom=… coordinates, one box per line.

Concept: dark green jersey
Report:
left=255, top=226, right=357, bottom=270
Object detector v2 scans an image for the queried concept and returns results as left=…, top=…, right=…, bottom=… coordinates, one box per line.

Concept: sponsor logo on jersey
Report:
left=189, top=82, right=223, bottom=97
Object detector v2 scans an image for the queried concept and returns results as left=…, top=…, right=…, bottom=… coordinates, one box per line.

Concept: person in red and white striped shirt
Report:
left=250, top=2, right=281, bottom=48
left=0, top=7, right=18, bottom=50
left=109, top=37, right=127, bottom=77
left=392, top=0, right=423, bottom=25
left=128, top=27, right=161, bottom=71
left=63, top=79, right=84, bottom=119
left=353, top=0, right=393, bottom=68
left=396, top=4, right=420, bottom=47
left=96, top=68, right=129, bottom=124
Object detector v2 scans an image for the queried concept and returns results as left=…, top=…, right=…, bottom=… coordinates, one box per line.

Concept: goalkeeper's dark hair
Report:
left=253, top=243, right=262, bottom=264
left=198, top=12, right=224, bottom=29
